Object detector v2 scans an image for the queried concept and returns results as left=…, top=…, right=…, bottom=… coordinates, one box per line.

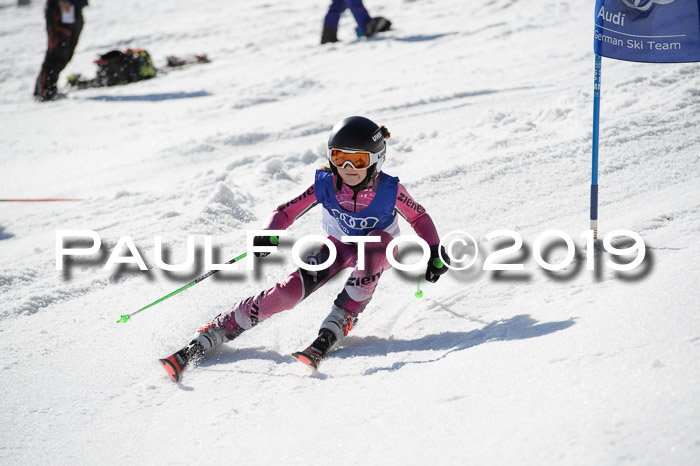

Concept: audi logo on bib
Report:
left=330, top=209, right=380, bottom=231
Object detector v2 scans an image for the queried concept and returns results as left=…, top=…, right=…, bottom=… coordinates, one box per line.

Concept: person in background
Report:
left=321, top=0, right=391, bottom=44
left=34, top=0, right=88, bottom=101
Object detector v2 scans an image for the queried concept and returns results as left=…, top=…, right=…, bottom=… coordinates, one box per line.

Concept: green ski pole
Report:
left=117, top=236, right=278, bottom=323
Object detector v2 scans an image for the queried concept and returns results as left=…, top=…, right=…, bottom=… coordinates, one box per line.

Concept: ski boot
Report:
left=159, top=322, right=229, bottom=382
left=292, top=306, right=357, bottom=370
left=291, top=329, right=335, bottom=370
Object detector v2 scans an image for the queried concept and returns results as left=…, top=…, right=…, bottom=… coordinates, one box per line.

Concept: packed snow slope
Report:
left=1, top=0, right=699, bottom=464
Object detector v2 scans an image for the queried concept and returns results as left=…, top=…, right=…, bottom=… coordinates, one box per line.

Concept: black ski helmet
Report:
left=327, top=116, right=386, bottom=182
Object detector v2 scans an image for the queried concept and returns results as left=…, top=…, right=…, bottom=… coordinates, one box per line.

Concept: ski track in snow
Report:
left=1, top=0, right=700, bottom=464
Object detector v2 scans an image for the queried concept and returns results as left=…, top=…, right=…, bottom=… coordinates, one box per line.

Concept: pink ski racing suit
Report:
left=215, top=171, right=441, bottom=338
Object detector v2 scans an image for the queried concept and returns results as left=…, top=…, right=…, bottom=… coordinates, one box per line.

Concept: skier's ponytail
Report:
left=379, top=125, right=390, bottom=141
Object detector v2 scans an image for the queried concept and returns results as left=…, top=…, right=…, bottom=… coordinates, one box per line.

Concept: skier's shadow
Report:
left=205, top=314, right=574, bottom=374
left=201, top=347, right=291, bottom=372
left=0, top=225, right=13, bottom=240
left=336, top=314, right=575, bottom=375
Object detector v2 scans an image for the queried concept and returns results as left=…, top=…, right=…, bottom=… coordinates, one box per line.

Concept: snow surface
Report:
left=1, top=0, right=700, bottom=464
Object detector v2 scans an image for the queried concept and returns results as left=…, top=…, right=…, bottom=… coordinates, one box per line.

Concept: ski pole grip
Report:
left=270, top=236, right=279, bottom=245
left=432, top=257, right=444, bottom=269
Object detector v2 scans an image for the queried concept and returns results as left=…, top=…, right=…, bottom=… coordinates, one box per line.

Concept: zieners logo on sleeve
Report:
left=250, top=302, right=260, bottom=326
left=278, top=186, right=314, bottom=211
left=397, top=192, right=425, bottom=214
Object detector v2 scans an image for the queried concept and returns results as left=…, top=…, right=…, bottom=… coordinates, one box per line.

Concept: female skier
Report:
left=159, top=116, right=448, bottom=382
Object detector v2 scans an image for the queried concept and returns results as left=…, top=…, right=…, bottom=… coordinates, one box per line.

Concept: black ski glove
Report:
left=425, top=245, right=449, bottom=283
left=253, top=234, right=279, bottom=257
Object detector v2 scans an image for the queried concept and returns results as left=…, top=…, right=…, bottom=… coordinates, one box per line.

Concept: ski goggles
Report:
left=328, top=146, right=385, bottom=170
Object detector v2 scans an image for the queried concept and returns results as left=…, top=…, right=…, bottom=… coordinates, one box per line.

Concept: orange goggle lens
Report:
left=329, top=149, right=372, bottom=169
